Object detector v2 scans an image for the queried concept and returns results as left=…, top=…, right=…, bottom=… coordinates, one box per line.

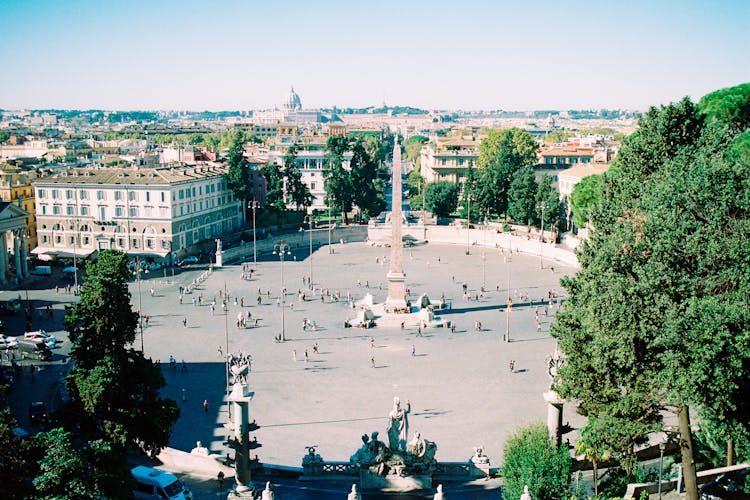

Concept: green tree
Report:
left=324, top=135, right=354, bottom=224
left=460, top=162, right=479, bottom=220
left=697, top=82, right=750, bottom=133
left=283, top=145, right=312, bottom=211
left=507, top=166, right=538, bottom=225
left=475, top=128, right=538, bottom=216
left=226, top=129, right=253, bottom=223
left=535, top=174, right=564, bottom=232
left=552, top=94, right=750, bottom=500
left=0, top=405, right=39, bottom=498
left=424, top=181, right=459, bottom=218
left=63, top=250, right=179, bottom=456
left=0, top=131, right=10, bottom=143
left=350, top=138, right=385, bottom=220
left=403, top=134, right=428, bottom=164
left=263, top=162, right=286, bottom=214
left=502, top=422, right=571, bottom=500
left=405, top=169, right=425, bottom=210
left=568, top=174, right=602, bottom=229
left=33, top=428, right=130, bottom=500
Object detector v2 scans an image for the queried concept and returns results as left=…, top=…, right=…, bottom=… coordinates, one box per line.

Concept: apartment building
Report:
left=32, top=163, right=242, bottom=263
left=419, top=137, right=480, bottom=188
left=0, top=163, right=38, bottom=252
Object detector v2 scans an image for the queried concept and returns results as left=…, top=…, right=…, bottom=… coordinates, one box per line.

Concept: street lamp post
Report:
left=327, top=204, right=335, bottom=254
left=539, top=200, right=546, bottom=269
left=249, top=200, right=259, bottom=267
left=465, top=194, right=471, bottom=255
left=658, top=440, right=666, bottom=500
left=133, top=257, right=147, bottom=352
left=273, top=243, right=291, bottom=342
left=505, top=253, right=511, bottom=343
left=302, top=213, right=314, bottom=289
left=481, top=252, right=486, bottom=291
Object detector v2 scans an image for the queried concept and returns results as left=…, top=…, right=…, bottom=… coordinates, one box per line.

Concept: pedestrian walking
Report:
left=169, top=355, right=176, bottom=369
left=293, top=350, right=297, bottom=362
left=509, top=360, right=516, bottom=373
left=450, top=323, right=456, bottom=334
left=370, top=355, right=375, bottom=368
left=181, top=360, right=187, bottom=372
left=304, top=349, right=309, bottom=362
left=313, top=343, right=319, bottom=354
left=411, top=344, right=416, bottom=357
left=203, top=399, right=209, bottom=413
left=183, top=317, right=187, bottom=328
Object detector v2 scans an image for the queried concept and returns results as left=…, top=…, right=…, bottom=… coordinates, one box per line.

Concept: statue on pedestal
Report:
left=387, top=397, right=410, bottom=452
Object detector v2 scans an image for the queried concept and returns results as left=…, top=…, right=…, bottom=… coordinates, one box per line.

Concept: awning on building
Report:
left=31, top=247, right=95, bottom=259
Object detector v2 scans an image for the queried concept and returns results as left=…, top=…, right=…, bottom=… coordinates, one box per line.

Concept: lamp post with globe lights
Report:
left=273, top=243, right=292, bottom=342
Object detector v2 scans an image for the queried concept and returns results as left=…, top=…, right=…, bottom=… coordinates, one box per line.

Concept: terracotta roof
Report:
left=558, top=163, right=610, bottom=180
left=541, top=147, right=594, bottom=157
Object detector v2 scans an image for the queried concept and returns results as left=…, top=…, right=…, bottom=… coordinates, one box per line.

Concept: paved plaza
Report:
left=139, top=240, right=581, bottom=468
left=4, top=238, right=584, bottom=479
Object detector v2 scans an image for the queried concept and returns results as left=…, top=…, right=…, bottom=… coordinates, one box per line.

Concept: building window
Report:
left=66, top=206, right=74, bottom=215
left=52, top=205, right=61, bottom=215
left=97, top=190, right=105, bottom=200
left=55, top=235, right=61, bottom=244
left=146, top=239, right=153, bottom=249
left=114, top=191, right=122, bottom=201
left=118, top=238, right=124, bottom=247
left=132, top=239, right=139, bottom=248
left=115, top=207, right=124, bottom=217
left=83, top=236, right=89, bottom=245
left=42, top=235, right=48, bottom=243
left=99, top=206, right=106, bottom=220
left=129, top=207, right=138, bottom=217
left=38, top=189, right=46, bottom=199
left=146, top=192, right=150, bottom=202
left=161, top=192, right=166, bottom=202
left=129, top=191, right=136, bottom=201
left=69, top=236, right=74, bottom=245
left=81, top=206, right=89, bottom=215
left=41, top=205, right=47, bottom=215
left=79, top=190, right=87, bottom=200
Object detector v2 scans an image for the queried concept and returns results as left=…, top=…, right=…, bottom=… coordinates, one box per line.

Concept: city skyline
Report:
left=1, top=0, right=749, bottom=111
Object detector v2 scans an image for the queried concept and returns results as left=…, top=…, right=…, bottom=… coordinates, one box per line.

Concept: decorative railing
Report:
left=320, top=462, right=359, bottom=476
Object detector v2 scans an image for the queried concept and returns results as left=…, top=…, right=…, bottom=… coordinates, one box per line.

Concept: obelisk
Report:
left=385, top=136, right=408, bottom=311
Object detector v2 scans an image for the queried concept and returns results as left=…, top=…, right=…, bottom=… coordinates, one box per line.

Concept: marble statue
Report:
left=521, top=485, right=532, bottom=500
left=407, top=431, right=427, bottom=458
left=471, top=446, right=490, bottom=464
left=387, top=397, right=410, bottom=452
left=228, top=352, right=252, bottom=386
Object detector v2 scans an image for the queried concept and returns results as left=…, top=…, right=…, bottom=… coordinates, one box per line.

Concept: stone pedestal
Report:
left=359, top=469, right=432, bottom=492
left=215, top=251, right=224, bottom=268
left=228, top=384, right=255, bottom=493
left=543, top=390, right=564, bottom=447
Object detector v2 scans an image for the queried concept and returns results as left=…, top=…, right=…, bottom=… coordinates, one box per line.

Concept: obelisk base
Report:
left=385, top=272, right=408, bottom=312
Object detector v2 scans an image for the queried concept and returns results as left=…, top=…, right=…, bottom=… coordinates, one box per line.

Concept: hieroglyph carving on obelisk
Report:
left=385, top=136, right=408, bottom=311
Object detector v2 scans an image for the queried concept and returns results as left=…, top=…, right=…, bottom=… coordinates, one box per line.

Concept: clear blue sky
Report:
left=1, top=0, right=748, bottom=111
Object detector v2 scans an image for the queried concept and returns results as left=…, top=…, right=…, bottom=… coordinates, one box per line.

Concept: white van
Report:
left=131, top=466, right=193, bottom=500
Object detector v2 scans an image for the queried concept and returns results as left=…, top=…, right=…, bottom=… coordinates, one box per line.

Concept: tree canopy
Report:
left=475, top=128, right=538, bottom=217
left=324, top=135, right=354, bottom=224
left=283, top=145, right=312, bottom=211
left=568, top=174, right=602, bottom=229
left=551, top=91, right=750, bottom=498
left=64, top=250, right=179, bottom=455
left=424, top=181, right=459, bottom=218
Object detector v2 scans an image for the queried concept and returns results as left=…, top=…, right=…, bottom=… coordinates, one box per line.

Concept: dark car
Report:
left=29, top=401, right=48, bottom=426
left=701, top=469, right=749, bottom=500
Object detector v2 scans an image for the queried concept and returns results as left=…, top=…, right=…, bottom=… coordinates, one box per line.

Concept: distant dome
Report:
left=283, top=86, right=302, bottom=111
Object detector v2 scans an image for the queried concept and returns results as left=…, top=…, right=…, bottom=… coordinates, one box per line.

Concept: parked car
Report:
left=131, top=466, right=193, bottom=500
left=29, top=401, right=48, bottom=426
left=23, top=330, right=57, bottom=348
left=0, top=334, right=19, bottom=349
left=17, top=340, right=52, bottom=361
left=701, top=469, right=749, bottom=500
left=0, top=297, right=21, bottom=315
left=179, top=256, right=199, bottom=265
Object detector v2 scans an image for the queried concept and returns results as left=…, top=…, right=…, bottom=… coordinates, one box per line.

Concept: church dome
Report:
left=283, top=86, right=302, bottom=111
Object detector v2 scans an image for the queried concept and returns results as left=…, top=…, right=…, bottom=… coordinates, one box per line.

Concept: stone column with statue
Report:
left=215, top=238, right=224, bottom=268
left=543, top=348, right=565, bottom=446
left=226, top=352, right=259, bottom=499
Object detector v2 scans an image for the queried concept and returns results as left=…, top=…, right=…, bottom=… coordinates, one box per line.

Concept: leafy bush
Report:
left=502, top=422, right=572, bottom=500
